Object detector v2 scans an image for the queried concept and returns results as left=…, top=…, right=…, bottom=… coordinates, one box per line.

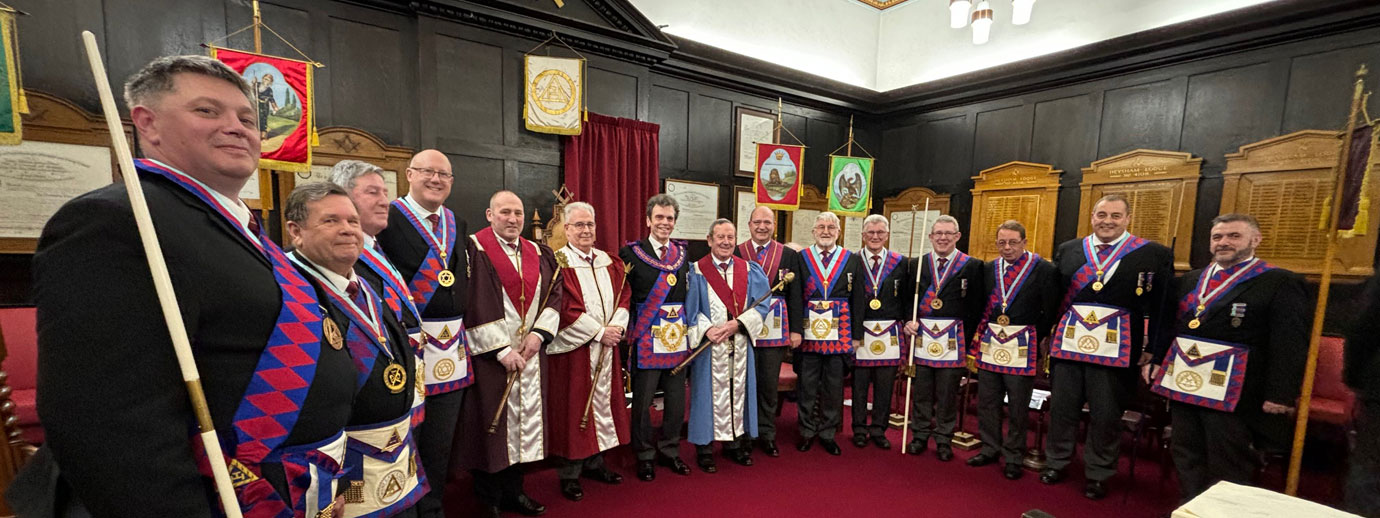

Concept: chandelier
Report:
left=949, top=0, right=1035, bottom=45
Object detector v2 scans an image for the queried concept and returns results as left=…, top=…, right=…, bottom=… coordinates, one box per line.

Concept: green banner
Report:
left=827, top=155, right=873, bottom=216
left=0, top=10, right=22, bottom=145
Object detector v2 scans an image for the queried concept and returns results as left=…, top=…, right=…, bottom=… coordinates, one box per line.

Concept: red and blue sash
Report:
left=801, top=247, right=854, bottom=354
left=289, top=253, right=395, bottom=391
left=1177, top=259, right=1273, bottom=322
left=360, top=246, right=421, bottom=331
left=740, top=241, right=791, bottom=346
left=971, top=252, right=1038, bottom=348
left=1057, top=235, right=1147, bottom=317
left=138, top=160, right=327, bottom=518
left=629, top=240, right=688, bottom=369
left=391, top=198, right=457, bottom=314
left=802, top=247, right=851, bottom=300
left=863, top=250, right=903, bottom=304
left=920, top=251, right=971, bottom=317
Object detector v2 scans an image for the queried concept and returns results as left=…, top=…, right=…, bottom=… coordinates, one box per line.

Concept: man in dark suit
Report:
left=1145, top=213, right=1307, bottom=502
left=1346, top=274, right=1380, bottom=516
left=851, top=214, right=914, bottom=450
left=796, top=211, right=867, bottom=456
left=1043, top=194, right=1174, bottom=500
left=966, top=220, right=1060, bottom=480
left=619, top=194, right=694, bottom=481
left=904, top=215, right=984, bottom=462
left=734, top=205, right=807, bottom=457
left=375, top=149, right=471, bottom=518
left=17, top=56, right=358, bottom=516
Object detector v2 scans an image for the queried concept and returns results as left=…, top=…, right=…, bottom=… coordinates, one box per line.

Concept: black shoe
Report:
left=906, top=439, right=927, bottom=455
left=582, top=467, right=623, bottom=485
left=759, top=439, right=780, bottom=457
left=820, top=439, right=842, bottom=456
left=1004, top=463, right=1024, bottom=480
left=967, top=452, right=998, bottom=467
left=797, top=437, right=815, bottom=452
left=726, top=448, right=753, bottom=466
left=872, top=436, right=891, bottom=449
left=483, top=505, right=503, bottom=518
left=500, top=494, right=546, bottom=516
left=658, top=456, right=691, bottom=476
left=1084, top=480, right=1108, bottom=500
left=636, top=460, right=655, bottom=481
left=559, top=480, right=584, bottom=502
left=1039, top=468, right=1064, bottom=485
left=852, top=434, right=869, bottom=448
left=935, top=445, right=953, bottom=462
left=696, top=453, right=718, bottom=473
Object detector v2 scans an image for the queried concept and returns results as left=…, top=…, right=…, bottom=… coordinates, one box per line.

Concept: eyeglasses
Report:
left=930, top=231, right=959, bottom=237
left=568, top=221, right=596, bottom=230
left=409, top=166, right=454, bottom=181
left=995, top=240, right=1024, bottom=247
left=864, top=230, right=888, bottom=236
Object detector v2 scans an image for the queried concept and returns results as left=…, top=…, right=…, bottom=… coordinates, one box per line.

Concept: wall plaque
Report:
left=968, top=161, right=1061, bottom=260
left=881, top=187, right=951, bottom=256
left=1079, top=149, right=1201, bottom=270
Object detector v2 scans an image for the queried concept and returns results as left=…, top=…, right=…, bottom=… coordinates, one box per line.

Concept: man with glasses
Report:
left=796, top=212, right=866, bottom=456
left=850, top=215, right=914, bottom=450
left=904, top=215, right=984, bottom=462
left=967, top=220, right=1060, bottom=480
left=733, top=206, right=806, bottom=457
left=376, top=149, right=470, bottom=517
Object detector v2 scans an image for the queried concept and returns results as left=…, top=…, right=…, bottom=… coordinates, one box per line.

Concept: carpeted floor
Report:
left=443, top=389, right=1349, bottom=518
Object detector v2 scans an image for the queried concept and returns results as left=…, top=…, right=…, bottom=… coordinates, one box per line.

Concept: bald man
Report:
left=733, top=206, right=806, bottom=457
left=375, top=149, right=471, bottom=517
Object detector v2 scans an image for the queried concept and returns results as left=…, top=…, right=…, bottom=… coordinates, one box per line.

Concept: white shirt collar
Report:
left=362, top=233, right=377, bottom=251
left=296, top=251, right=357, bottom=294
left=565, top=243, right=594, bottom=262
left=500, top=235, right=522, bottom=251
left=404, top=194, right=441, bottom=218
left=933, top=249, right=956, bottom=261
left=1095, top=231, right=1130, bottom=246
left=1213, top=255, right=1256, bottom=272
left=151, top=159, right=255, bottom=238
left=865, top=247, right=888, bottom=259
left=713, top=255, right=734, bottom=269
left=750, top=239, right=773, bottom=249
left=648, top=236, right=670, bottom=251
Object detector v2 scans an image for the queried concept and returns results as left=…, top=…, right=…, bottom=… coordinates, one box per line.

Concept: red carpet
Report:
left=443, top=391, right=1348, bottom=517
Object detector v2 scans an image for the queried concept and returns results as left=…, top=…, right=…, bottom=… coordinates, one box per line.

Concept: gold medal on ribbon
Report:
left=1187, top=318, right=1201, bottom=329
left=438, top=269, right=455, bottom=287
left=996, top=314, right=1010, bottom=326
left=666, top=273, right=677, bottom=287
left=869, top=299, right=882, bottom=310
left=1091, top=281, right=1104, bottom=292
left=1136, top=287, right=1144, bottom=296
left=383, top=362, right=407, bottom=394
left=323, top=319, right=344, bottom=350
left=930, top=298, right=943, bottom=310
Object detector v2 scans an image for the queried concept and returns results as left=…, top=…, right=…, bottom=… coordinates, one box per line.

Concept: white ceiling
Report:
left=628, top=0, right=1279, bottom=92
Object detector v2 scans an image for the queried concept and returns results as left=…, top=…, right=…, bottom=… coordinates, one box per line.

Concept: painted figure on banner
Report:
left=209, top=47, right=315, bottom=171
left=735, top=206, right=807, bottom=458
left=754, top=143, right=804, bottom=210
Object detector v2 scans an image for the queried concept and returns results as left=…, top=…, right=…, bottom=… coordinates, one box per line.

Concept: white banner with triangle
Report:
left=523, top=55, right=584, bottom=135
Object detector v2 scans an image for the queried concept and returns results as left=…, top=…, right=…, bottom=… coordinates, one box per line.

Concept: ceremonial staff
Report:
left=580, top=262, right=634, bottom=431
left=899, top=200, right=930, bottom=455
left=81, top=31, right=243, bottom=517
left=490, top=266, right=563, bottom=434
left=668, top=273, right=796, bottom=376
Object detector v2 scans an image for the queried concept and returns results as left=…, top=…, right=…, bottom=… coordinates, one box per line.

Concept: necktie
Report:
left=247, top=214, right=261, bottom=237
left=346, top=279, right=365, bottom=308
left=719, top=262, right=730, bottom=273
left=822, top=249, right=834, bottom=266
left=1096, top=243, right=1112, bottom=258
left=756, top=245, right=766, bottom=262
left=1206, top=266, right=1232, bottom=293
left=871, top=254, right=881, bottom=277
left=657, top=245, right=666, bottom=261
left=584, top=254, right=594, bottom=265
left=426, top=214, right=441, bottom=235
left=937, top=256, right=948, bottom=272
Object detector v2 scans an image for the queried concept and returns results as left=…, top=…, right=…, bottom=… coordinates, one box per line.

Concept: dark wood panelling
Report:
left=435, top=35, right=505, bottom=145
left=587, top=66, right=639, bottom=119
left=1283, top=43, right=1380, bottom=132
left=687, top=94, right=732, bottom=181
left=447, top=154, right=506, bottom=227
left=805, top=118, right=843, bottom=189
left=14, top=0, right=105, bottom=111
left=649, top=85, right=689, bottom=173
left=327, top=17, right=407, bottom=145
left=972, top=105, right=1031, bottom=172
left=877, top=123, right=920, bottom=198
left=1030, top=94, right=1101, bottom=242
left=224, top=1, right=313, bottom=64
left=1182, top=62, right=1289, bottom=171
left=511, top=161, right=561, bottom=220
left=1098, top=79, right=1187, bottom=157
left=103, top=0, right=226, bottom=111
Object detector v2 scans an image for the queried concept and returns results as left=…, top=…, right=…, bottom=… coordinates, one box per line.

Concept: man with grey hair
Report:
left=850, top=213, right=915, bottom=449
left=21, top=55, right=362, bottom=515
left=620, top=193, right=694, bottom=480
left=547, top=201, right=631, bottom=502
left=796, top=211, right=866, bottom=456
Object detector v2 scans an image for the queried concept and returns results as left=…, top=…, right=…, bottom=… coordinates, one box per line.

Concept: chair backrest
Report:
left=0, top=307, right=37, bottom=391
left=1315, top=335, right=1355, bottom=404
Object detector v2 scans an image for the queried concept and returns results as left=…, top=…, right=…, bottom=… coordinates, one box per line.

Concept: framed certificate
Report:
left=735, top=106, right=776, bottom=177
left=664, top=178, right=720, bottom=241
left=733, top=185, right=756, bottom=243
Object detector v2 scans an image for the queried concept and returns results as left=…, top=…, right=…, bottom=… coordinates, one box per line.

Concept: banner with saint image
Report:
left=827, top=156, right=873, bottom=216
left=210, top=46, right=315, bottom=172
left=754, top=143, right=804, bottom=210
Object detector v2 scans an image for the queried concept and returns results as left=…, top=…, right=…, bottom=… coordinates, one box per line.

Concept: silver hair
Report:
left=862, top=214, right=889, bottom=231
left=646, top=194, right=680, bottom=219
left=123, top=55, right=253, bottom=109
left=563, top=201, right=595, bottom=221
left=285, top=182, right=349, bottom=224
left=815, top=211, right=841, bottom=227
left=328, top=159, right=385, bottom=191
left=707, top=218, right=734, bottom=238
left=930, top=214, right=960, bottom=233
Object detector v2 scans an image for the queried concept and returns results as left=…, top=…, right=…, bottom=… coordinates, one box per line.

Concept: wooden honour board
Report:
left=1078, top=149, right=1201, bottom=271
left=881, top=187, right=952, bottom=255
left=1221, top=130, right=1377, bottom=280
left=0, top=91, right=133, bottom=253
left=968, top=161, right=1062, bottom=261
left=277, top=126, right=414, bottom=232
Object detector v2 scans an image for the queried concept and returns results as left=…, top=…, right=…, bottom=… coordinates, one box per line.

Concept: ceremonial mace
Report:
left=899, top=200, right=930, bottom=455
left=81, top=31, right=243, bottom=517
left=668, top=272, right=796, bottom=376
left=489, top=266, right=563, bottom=434
left=580, top=262, right=634, bottom=431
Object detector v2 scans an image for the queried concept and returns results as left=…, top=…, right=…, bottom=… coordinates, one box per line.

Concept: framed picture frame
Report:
left=664, top=178, right=720, bottom=241
left=734, top=105, right=776, bottom=178
left=733, top=184, right=756, bottom=243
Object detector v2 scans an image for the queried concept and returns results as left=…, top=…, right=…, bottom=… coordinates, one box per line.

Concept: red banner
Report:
left=210, top=47, right=314, bottom=172
left=754, top=143, right=804, bottom=210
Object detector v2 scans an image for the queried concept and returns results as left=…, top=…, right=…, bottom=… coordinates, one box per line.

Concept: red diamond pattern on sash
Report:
left=1057, top=235, right=1147, bottom=318
left=391, top=199, right=457, bottom=314
left=970, top=252, right=1037, bottom=349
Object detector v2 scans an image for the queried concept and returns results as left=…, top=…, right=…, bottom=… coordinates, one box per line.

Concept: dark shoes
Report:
left=966, top=452, right=998, bottom=467
left=1003, top=463, right=1024, bottom=480
left=797, top=437, right=815, bottom=452
left=758, top=439, right=780, bottom=457
left=582, top=467, right=623, bottom=484
left=935, top=444, right=953, bottom=462
left=1084, top=480, right=1108, bottom=500
left=696, top=452, right=717, bottom=473
left=852, top=434, right=869, bottom=448
left=636, top=460, right=655, bottom=481
left=500, top=494, right=546, bottom=516
left=872, top=436, right=891, bottom=449
left=726, top=448, right=753, bottom=467
left=559, top=480, right=583, bottom=502
left=820, top=439, right=842, bottom=456
left=658, top=455, right=691, bottom=476
left=1039, top=468, right=1065, bottom=485
left=906, top=439, right=927, bottom=455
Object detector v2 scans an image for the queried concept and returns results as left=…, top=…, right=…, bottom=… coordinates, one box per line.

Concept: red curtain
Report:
left=563, top=113, right=660, bottom=254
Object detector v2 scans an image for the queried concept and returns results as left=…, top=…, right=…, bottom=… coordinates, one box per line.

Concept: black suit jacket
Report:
left=858, top=249, right=917, bottom=323
left=801, top=248, right=868, bottom=339
left=979, top=255, right=1062, bottom=342
left=316, top=262, right=417, bottom=426
left=30, top=174, right=356, bottom=516
left=735, top=242, right=807, bottom=334
left=619, top=239, right=691, bottom=306
left=375, top=203, right=469, bottom=320
left=918, top=252, right=986, bottom=344
left=1052, top=236, right=1174, bottom=363
left=357, top=259, right=421, bottom=331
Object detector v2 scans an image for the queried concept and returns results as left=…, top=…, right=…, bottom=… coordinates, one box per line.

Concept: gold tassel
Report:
left=15, top=87, right=24, bottom=114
